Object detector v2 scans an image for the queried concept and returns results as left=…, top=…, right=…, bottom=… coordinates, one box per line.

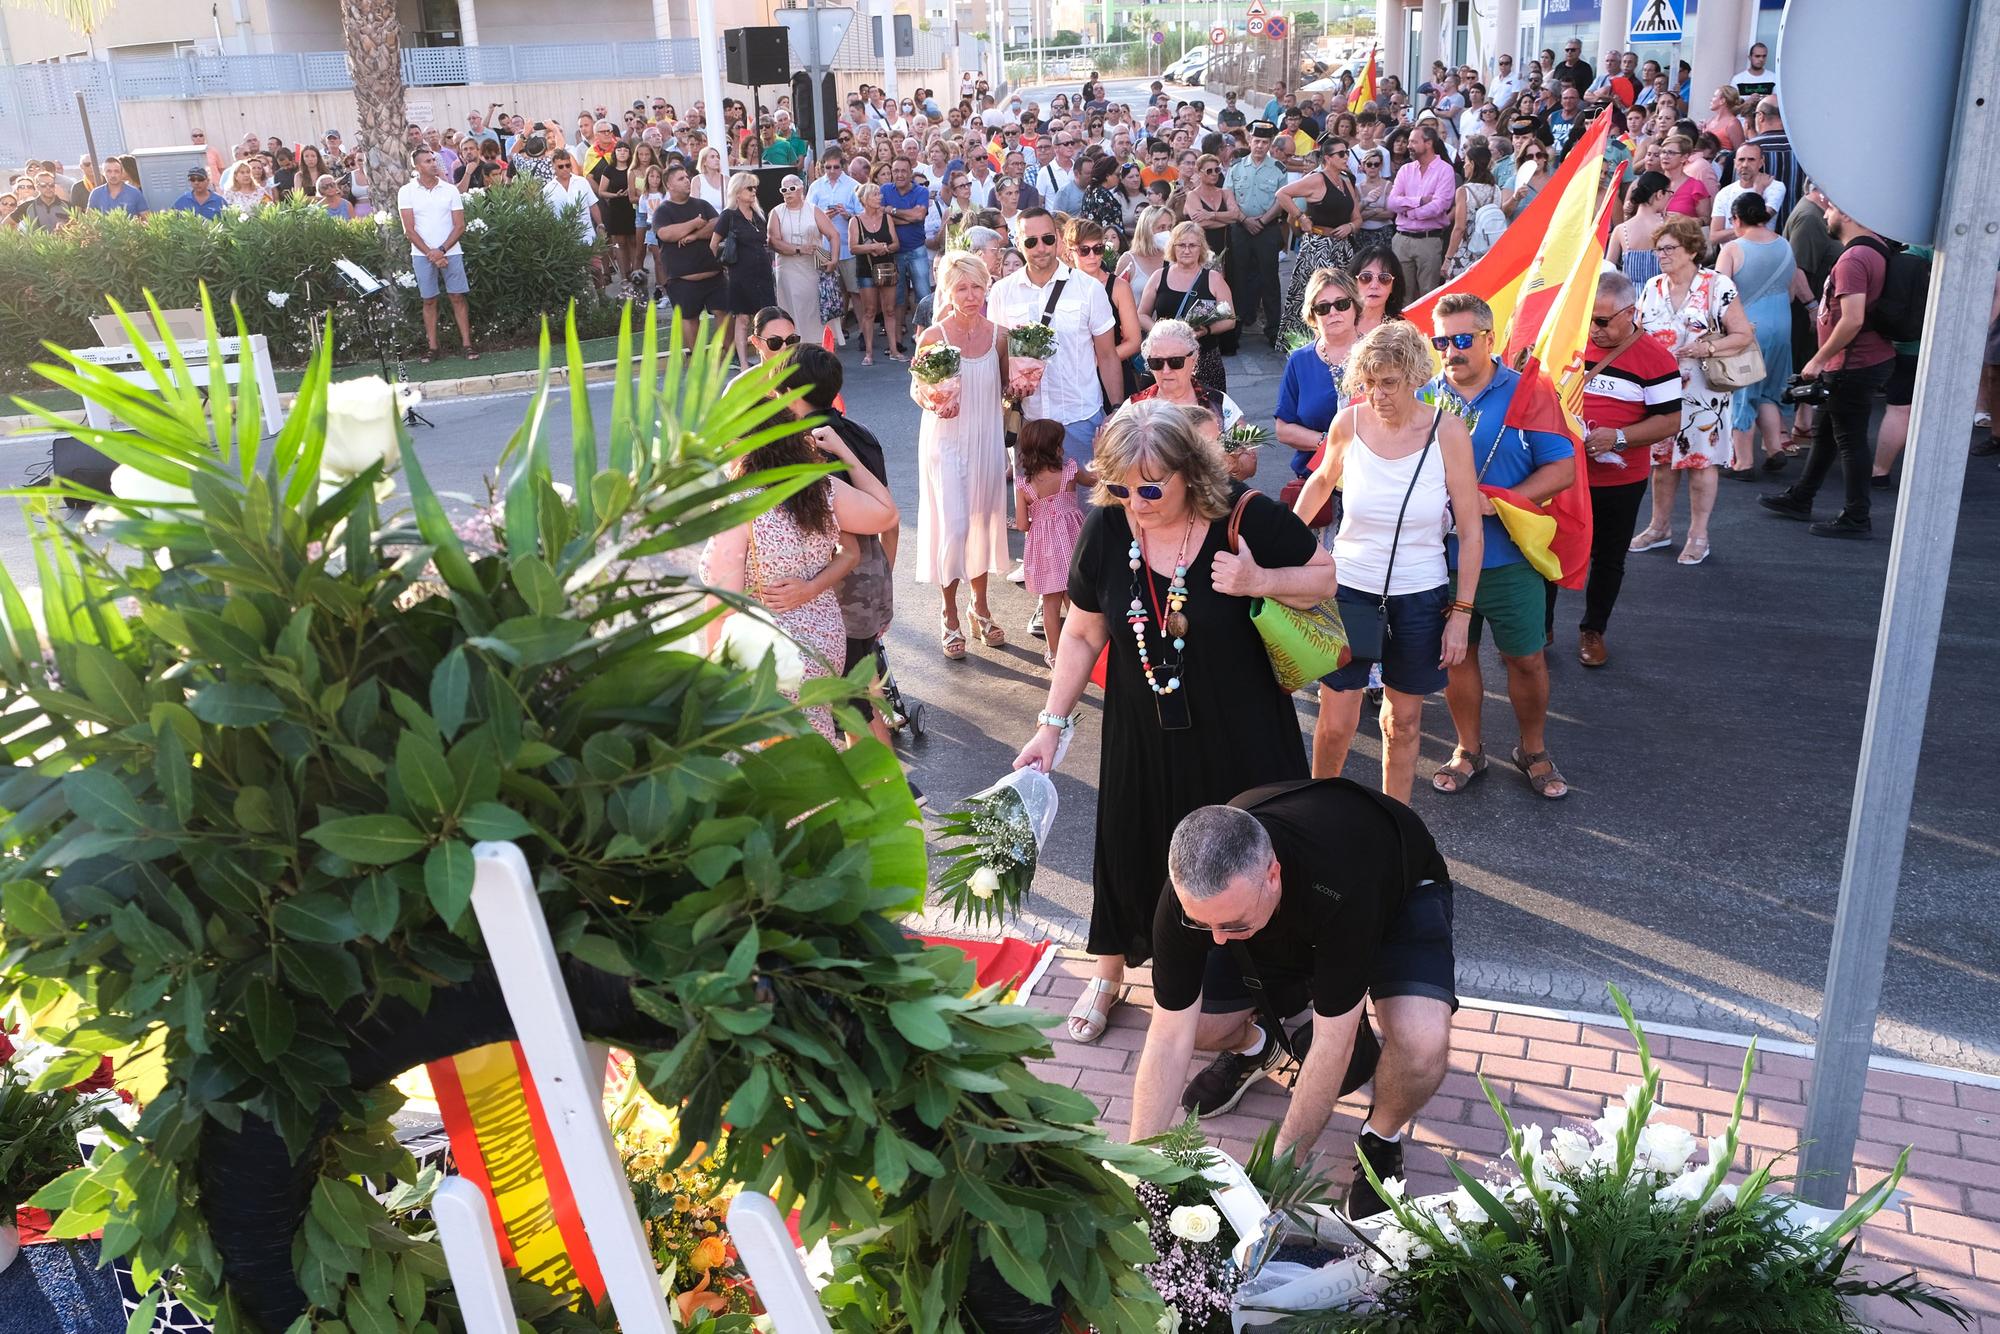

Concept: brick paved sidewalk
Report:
left=1027, top=955, right=2000, bottom=1332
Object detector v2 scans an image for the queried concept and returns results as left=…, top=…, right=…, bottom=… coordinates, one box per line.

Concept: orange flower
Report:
left=689, top=1234, right=729, bottom=1273
left=675, top=1273, right=730, bottom=1323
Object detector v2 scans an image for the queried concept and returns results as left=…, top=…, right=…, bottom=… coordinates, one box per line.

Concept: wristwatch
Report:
left=1037, top=711, right=1077, bottom=733
left=1614, top=428, right=1628, bottom=449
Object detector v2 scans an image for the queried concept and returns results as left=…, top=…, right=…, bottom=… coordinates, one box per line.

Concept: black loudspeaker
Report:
left=50, top=434, right=115, bottom=511
left=750, top=164, right=796, bottom=214
left=725, top=27, right=790, bottom=86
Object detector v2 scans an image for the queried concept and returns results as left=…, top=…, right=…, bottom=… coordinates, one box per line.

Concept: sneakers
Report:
left=1007, top=561, right=1027, bottom=585
left=1810, top=514, right=1873, bottom=540
left=1347, top=1127, right=1405, bottom=1219
left=1758, top=491, right=1814, bottom=521
left=1181, top=1030, right=1284, bottom=1117
left=1028, top=606, right=1046, bottom=638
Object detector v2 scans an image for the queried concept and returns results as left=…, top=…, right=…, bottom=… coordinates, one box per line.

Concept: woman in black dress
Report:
left=715, top=170, right=775, bottom=367
left=591, top=141, right=639, bottom=292
left=1276, top=134, right=1363, bottom=345
left=1013, top=400, right=1337, bottom=1044
left=1137, top=220, right=1238, bottom=396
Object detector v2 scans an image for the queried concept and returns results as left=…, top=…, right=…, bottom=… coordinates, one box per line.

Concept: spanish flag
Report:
left=1483, top=363, right=1593, bottom=588
left=1348, top=47, right=1379, bottom=111
left=987, top=132, right=1006, bottom=171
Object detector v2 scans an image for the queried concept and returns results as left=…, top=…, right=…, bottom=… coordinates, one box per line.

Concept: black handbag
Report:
left=718, top=216, right=739, bottom=266
left=1342, top=409, right=1440, bottom=663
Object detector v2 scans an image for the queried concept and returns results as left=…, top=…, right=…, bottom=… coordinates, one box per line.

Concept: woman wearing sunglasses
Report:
left=1347, top=246, right=1409, bottom=338
left=1288, top=320, right=1482, bottom=806
left=1276, top=268, right=1364, bottom=480
left=769, top=173, right=841, bottom=348
left=748, top=307, right=801, bottom=364
left=1012, top=400, right=1335, bottom=1044
left=1067, top=216, right=1142, bottom=403
left=1127, top=320, right=1251, bottom=479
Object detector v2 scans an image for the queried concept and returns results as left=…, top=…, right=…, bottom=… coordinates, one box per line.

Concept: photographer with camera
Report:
left=1759, top=185, right=1897, bottom=540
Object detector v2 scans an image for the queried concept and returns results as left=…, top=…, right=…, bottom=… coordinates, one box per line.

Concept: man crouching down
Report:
left=1129, top=777, right=1456, bottom=1217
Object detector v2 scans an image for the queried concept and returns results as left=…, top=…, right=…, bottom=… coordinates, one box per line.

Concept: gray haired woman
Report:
left=1129, top=319, right=1252, bottom=479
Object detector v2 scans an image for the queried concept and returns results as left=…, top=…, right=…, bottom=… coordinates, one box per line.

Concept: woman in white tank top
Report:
left=1289, top=321, right=1485, bottom=804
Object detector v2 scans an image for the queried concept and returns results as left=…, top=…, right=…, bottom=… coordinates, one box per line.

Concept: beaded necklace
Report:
left=1127, top=518, right=1196, bottom=696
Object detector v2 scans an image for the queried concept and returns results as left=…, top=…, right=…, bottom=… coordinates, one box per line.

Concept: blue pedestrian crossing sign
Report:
left=1628, top=0, right=1684, bottom=43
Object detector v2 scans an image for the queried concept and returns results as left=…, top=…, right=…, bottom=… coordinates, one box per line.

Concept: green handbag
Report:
left=1227, top=490, right=1352, bottom=692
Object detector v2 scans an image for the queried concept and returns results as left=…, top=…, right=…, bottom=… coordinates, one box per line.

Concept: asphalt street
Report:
left=6, top=327, right=1995, bottom=1072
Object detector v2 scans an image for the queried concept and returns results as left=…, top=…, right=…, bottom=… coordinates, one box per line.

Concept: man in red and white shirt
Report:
left=1570, top=272, right=1682, bottom=668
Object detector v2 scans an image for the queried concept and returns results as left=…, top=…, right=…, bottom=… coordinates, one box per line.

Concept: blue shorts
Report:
left=1320, top=582, right=1450, bottom=696
left=413, top=252, right=468, bottom=300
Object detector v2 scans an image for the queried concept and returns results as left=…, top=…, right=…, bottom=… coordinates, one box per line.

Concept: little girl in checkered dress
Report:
left=1012, top=418, right=1093, bottom=668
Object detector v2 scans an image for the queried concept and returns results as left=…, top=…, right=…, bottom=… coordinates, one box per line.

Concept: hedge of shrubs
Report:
left=0, top=181, right=620, bottom=388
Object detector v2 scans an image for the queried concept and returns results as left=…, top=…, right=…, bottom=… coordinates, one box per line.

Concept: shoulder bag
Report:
left=1336, top=409, right=1439, bottom=665
left=1226, top=489, right=1351, bottom=693
left=1696, top=269, right=1766, bottom=389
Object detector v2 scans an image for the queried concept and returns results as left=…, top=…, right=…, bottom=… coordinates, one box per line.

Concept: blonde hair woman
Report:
left=1275, top=267, right=1364, bottom=479
left=848, top=181, right=901, bottom=364
left=913, top=250, right=1013, bottom=658
left=1118, top=203, right=1175, bottom=298
left=694, top=146, right=727, bottom=211
left=1291, top=319, right=1483, bottom=804
left=714, top=170, right=775, bottom=367
left=1136, top=219, right=1238, bottom=394
left=221, top=161, right=263, bottom=212
left=1011, top=398, right=1334, bottom=1046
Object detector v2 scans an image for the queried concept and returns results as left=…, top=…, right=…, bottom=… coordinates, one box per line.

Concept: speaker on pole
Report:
left=724, top=27, right=791, bottom=86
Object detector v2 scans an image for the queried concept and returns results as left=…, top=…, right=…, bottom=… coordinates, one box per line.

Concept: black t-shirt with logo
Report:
left=651, top=196, right=719, bottom=278
left=1151, top=778, right=1449, bottom=1018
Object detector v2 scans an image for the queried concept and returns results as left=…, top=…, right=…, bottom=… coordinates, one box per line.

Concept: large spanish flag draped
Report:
left=1348, top=47, right=1379, bottom=111
left=987, top=132, right=1006, bottom=171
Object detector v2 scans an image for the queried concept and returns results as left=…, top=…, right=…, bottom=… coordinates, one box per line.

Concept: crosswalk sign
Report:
left=1628, top=0, right=1685, bottom=43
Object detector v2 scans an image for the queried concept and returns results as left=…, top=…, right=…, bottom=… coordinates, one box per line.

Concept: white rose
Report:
left=321, top=376, right=410, bottom=480
left=1548, top=1126, right=1596, bottom=1174
left=109, top=461, right=196, bottom=521
left=1166, top=1204, right=1220, bottom=1244
left=1634, top=1121, right=1699, bottom=1177
left=713, top=609, right=805, bottom=693
left=968, top=866, right=1001, bottom=900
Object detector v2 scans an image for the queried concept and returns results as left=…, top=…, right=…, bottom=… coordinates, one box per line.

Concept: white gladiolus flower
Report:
left=1549, top=1126, right=1596, bottom=1174
left=968, top=865, right=1001, bottom=900
left=1706, top=1133, right=1734, bottom=1170
left=266, top=290, right=291, bottom=308
left=1166, top=1203, right=1220, bottom=1243
left=109, top=462, right=197, bottom=521
left=1371, top=1222, right=1431, bottom=1270
left=321, top=376, right=412, bottom=480
left=713, top=609, right=805, bottom=693
left=6, top=1037, right=59, bottom=1083
left=1634, top=1121, right=1699, bottom=1177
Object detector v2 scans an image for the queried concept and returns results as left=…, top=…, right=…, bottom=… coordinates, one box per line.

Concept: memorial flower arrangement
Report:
left=1183, top=300, right=1234, bottom=332
left=1251, top=989, right=1971, bottom=1331
left=930, top=767, right=1059, bottom=924
left=0, top=1035, right=107, bottom=1219
left=1007, top=322, right=1057, bottom=398
left=908, top=343, right=963, bottom=419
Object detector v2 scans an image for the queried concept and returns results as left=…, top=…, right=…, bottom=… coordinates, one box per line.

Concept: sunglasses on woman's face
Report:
left=761, top=334, right=802, bottom=350
left=1431, top=332, right=1486, bottom=351
left=1105, top=481, right=1168, bottom=500
left=1313, top=297, right=1355, bottom=315
left=1074, top=242, right=1107, bottom=256
left=1358, top=272, right=1393, bottom=286
left=1145, top=354, right=1191, bottom=371
left=780, top=184, right=799, bottom=193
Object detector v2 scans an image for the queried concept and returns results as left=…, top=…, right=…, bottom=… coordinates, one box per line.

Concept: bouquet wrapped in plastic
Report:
left=910, top=343, right=963, bottom=419
left=1185, top=299, right=1236, bottom=332
left=1006, top=323, right=1057, bottom=399
left=931, top=766, right=1060, bottom=924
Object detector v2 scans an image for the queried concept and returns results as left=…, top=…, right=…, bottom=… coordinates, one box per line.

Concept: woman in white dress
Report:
left=912, top=250, right=1013, bottom=661
left=1630, top=214, right=1757, bottom=567
left=767, top=173, right=841, bottom=345
left=694, top=147, right=728, bottom=212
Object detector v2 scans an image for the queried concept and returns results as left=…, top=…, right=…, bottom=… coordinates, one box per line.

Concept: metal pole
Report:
left=1797, top=0, right=2000, bottom=1207
left=74, top=91, right=101, bottom=176
left=880, top=0, right=899, bottom=106
left=697, top=0, right=728, bottom=172
left=807, top=0, right=822, bottom=153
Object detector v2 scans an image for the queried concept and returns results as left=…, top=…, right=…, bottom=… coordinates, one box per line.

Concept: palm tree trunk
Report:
left=340, top=0, right=411, bottom=198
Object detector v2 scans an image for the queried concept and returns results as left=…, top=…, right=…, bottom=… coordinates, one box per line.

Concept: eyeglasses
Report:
left=1021, top=233, right=1058, bottom=248
left=760, top=334, right=802, bottom=350
left=1431, top=331, right=1487, bottom=351
left=1357, top=272, right=1394, bottom=285
left=1590, top=305, right=1634, bottom=328
left=1312, top=297, right=1355, bottom=315
left=1178, top=879, right=1270, bottom=934
left=1654, top=242, right=1684, bottom=255
left=1144, top=354, right=1191, bottom=371
left=1104, top=481, right=1168, bottom=500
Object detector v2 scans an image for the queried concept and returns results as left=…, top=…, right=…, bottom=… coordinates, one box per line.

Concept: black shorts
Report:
left=844, top=635, right=879, bottom=722
left=1885, top=350, right=1918, bottom=406
left=663, top=273, right=726, bottom=332
left=1198, top=877, right=1459, bottom=1016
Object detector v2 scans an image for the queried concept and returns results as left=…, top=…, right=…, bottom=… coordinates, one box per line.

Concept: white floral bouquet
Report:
left=1006, top=323, right=1057, bottom=398
left=909, top=343, right=963, bottom=419
left=1233, top=986, right=1970, bottom=1331
left=929, top=766, right=1058, bottom=924
left=710, top=606, right=806, bottom=693
left=1184, top=300, right=1235, bottom=332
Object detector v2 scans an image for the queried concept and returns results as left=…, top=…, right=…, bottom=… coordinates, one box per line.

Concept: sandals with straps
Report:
left=941, top=619, right=968, bottom=661
left=1511, top=746, right=1570, bottom=800
left=1432, top=747, right=1487, bottom=795
left=1065, top=977, right=1130, bottom=1044
left=969, top=611, right=1006, bottom=648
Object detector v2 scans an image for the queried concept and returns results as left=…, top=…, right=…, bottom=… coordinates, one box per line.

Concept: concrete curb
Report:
left=0, top=357, right=623, bottom=437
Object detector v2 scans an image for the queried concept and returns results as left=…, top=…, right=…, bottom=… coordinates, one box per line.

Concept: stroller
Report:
left=874, top=642, right=925, bottom=741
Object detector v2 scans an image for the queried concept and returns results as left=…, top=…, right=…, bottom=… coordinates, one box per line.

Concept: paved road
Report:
left=9, top=331, right=1994, bottom=1071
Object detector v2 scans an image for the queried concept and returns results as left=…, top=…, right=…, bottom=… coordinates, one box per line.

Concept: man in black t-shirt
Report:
left=651, top=162, right=723, bottom=336
left=1130, top=778, right=1457, bottom=1218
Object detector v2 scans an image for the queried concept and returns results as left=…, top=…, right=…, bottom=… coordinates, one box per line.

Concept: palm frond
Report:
left=3, top=0, right=119, bottom=36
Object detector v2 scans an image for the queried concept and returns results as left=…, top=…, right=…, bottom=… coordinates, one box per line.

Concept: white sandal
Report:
left=1065, top=977, right=1129, bottom=1044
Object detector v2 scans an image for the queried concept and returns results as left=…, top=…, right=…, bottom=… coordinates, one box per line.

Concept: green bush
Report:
left=0, top=181, right=619, bottom=387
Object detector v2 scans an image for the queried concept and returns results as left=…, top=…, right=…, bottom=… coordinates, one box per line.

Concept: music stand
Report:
left=332, top=258, right=433, bottom=429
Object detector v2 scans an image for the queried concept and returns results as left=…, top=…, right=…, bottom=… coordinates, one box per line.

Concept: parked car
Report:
left=1163, top=46, right=1210, bottom=84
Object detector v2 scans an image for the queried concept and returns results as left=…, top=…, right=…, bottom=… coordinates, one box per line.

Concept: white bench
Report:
left=68, top=335, right=284, bottom=439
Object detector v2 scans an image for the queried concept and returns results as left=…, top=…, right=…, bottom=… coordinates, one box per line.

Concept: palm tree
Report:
left=3, top=0, right=118, bottom=52
left=338, top=0, right=412, bottom=197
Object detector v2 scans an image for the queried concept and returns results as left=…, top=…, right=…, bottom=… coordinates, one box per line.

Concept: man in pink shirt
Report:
left=1386, top=123, right=1456, bottom=294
